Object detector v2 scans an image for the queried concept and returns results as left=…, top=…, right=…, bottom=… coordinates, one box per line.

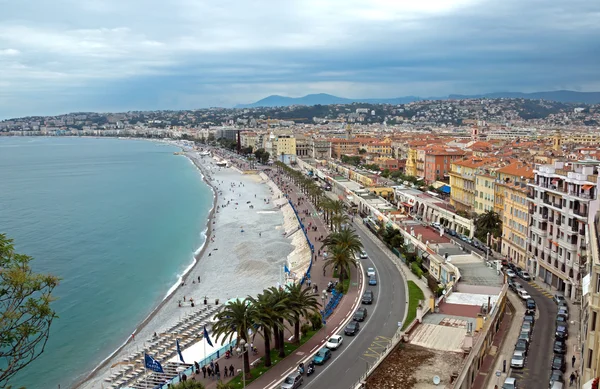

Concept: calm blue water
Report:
left=0, top=137, right=212, bottom=389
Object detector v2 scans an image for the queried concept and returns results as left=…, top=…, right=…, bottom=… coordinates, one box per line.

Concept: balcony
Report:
left=541, top=213, right=549, bottom=220
left=550, top=250, right=559, bottom=260
left=527, top=192, right=535, bottom=199
left=580, top=228, right=586, bottom=236
left=556, top=218, right=562, bottom=226
left=549, top=216, right=554, bottom=222
left=553, top=202, right=563, bottom=209
left=574, top=208, right=588, bottom=217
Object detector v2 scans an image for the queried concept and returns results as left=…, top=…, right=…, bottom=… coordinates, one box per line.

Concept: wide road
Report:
left=294, top=220, right=407, bottom=389
left=509, top=279, right=557, bottom=387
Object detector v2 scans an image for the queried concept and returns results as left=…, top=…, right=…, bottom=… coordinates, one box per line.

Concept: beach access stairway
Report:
left=105, top=305, right=221, bottom=389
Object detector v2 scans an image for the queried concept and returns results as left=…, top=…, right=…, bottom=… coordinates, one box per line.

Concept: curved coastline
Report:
left=73, top=150, right=218, bottom=387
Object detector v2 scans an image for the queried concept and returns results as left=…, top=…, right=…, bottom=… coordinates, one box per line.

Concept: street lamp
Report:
left=486, top=232, right=490, bottom=262
left=236, top=339, right=249, bottom=388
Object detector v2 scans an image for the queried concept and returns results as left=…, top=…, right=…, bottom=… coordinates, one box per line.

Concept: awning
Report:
left=440, top=185, right=451, bottom=194
left=551, top=240, right=559, bottom=247
left=582, top=184, right=593, bottom=190
left=401, top=202, right=413, bottom=208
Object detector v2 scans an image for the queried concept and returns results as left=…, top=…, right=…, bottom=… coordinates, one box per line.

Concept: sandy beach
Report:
left=76, top=146, right=310, bottom=389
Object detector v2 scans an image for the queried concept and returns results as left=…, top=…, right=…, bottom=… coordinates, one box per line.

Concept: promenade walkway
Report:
left=184, top=163, right=362, bottom=389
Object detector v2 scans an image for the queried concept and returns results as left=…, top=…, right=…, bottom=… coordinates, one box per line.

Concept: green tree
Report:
left=322, top=228, right=363, bottom=259
left=246, top=289, right=286, bottom=367
left=324, top=245, right=358, bottom=286
left=285, top=284, right=320, bottom=344
left=267, top=286, right=292, bottom=358
left=474, top=210, right=502, bottom=243
left=331, top=213, right=349, bottom=232
left=216, top=381, right=235, bottom=389
left=212, top=299, right=254, bottom=377
left=0, top=234, right=59, bottom=387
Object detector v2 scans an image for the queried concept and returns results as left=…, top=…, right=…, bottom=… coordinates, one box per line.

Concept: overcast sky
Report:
left=1, top=0, right=599, bottom=118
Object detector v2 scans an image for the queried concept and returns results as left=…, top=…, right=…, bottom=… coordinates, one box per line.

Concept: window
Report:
left=592, top=311, right=597, bottom=332
left=588, top=349, right=593, bottom=369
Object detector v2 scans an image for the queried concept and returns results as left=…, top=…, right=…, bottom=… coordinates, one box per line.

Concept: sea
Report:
left=0, top=137, right=213, bottom=389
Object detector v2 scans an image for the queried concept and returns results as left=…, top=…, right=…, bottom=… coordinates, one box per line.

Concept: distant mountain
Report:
left=234, top=93, right=422, bottom=108
left=235, top=90, right=600, bottom=108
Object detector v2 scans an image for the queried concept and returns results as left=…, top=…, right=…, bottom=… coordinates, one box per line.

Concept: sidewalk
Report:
left=185, top=166, right=363, bottom=389
left=485, top=292, right=524, bottom=389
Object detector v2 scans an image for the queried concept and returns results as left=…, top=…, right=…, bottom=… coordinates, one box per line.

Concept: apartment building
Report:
left=580, top=210, right=599, bottom=388
left=239, top=131, right=258, bottom=150
left=423, top=146, right=466, bottom=184
left=449, top=157, right=497, bottom=214
left=527, top=160, right=600, bottom=300
left=367, top=139, right=393, bottom=157
left=294, top=135, right=310, bottom=157
left=310, top=139, right=331, bottom=160
left=330, top=138, right=360, bottom=158
left=275, top=133, right=296, bottom=160
left=495, top=163, right=534, bottom=268
left=474, top=168, right=496, bottom=214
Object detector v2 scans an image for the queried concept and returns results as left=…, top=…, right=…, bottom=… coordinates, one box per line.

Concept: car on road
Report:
left=281, top=372, right=303, bottom=389
left=510, top=350, right=526, bottom=369
left=344, top=321, right=360, bottom=336
left=353, top=307, right=367, bottom=322
left=313, top=347, right=332, bottom=365
left=518, top=270, right=532, bottom=281
left=366, top=267, right=376, bottom=277
left=518, top=330, right=531, bottom=343
left=526, top=299, right=536, bottom=311
left=369, top=276, right=377, bottom=286
left=549, top=370, right=564, bottom=388
left=521, top=321, right=532, bottom=334
left=361, top=290, right=374, bottom=304
left=551, top=354, right=566, bottom=372
left=510, top=281, right=524, bottom=293
left=553, top=294, right=566, bottom=305
left=325, top=335, right=343, bottom=350
left=555, top=315, right=568, bottom=327
left=553, top=339, right=566, bottom=354
left=515, top=339, right=529, bottom=355
left=518, top=289, right=531, bottom=300
left=523, top=314, right=535, bottom=326
left=505, top=269, right=517, bottom=278
left=555, top=325, right=568, bottom=340
left=502, top=377, right=517, bottom=389
left=360, top=251, right=368, bottom=259
left=557, top=306, right=569, bottom=319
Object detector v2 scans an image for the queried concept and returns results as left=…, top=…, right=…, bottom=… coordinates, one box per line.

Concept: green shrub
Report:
left=411, top=262, right=423, bottom=278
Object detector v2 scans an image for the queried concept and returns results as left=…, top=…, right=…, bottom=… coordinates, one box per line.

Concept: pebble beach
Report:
left=76, top=146, right=310, bottom=389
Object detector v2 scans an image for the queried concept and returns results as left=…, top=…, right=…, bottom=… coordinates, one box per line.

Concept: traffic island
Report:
left=402, top=281, right=425, bottom=330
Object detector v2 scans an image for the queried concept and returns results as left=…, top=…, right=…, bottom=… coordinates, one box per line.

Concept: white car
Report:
left=505, top=269, right=517, bottom=278
left=366, top=267, right=376, bottom=277
left=325, top=335, right=343, bottom=350
left=510, top=350, right=525, bottom=369
left=360, top=251, right=368, bottom=259
left=518, top=289, right=531, bottom=300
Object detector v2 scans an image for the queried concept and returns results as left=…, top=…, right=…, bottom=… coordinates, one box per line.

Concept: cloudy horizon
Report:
left=1, top=0, right=599, bottom=119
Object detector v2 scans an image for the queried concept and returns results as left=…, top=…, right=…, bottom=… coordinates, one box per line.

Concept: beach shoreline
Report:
left=73, top=149, right=220, bottom=388
left=75, top=144, right=306, bottom=389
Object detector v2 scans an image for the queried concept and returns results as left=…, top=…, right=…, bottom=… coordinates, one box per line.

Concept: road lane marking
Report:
left=311, top=345, right=319, bottom=352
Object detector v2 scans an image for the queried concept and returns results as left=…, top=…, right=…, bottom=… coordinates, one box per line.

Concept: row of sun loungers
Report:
left=105, top=305, right=222, bottom=388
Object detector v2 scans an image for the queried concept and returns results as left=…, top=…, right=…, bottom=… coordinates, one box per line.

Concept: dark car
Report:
left=526, top=299, right=536, bottom=311
left=555, top=325, right=568, bottom=340
left=524, top=314, right=535, bottom=326
left=507, top=278, right=516, bottom=289
left=361, top=290, right=374, bottom=305
left=555, top=315, right=568, bottom=327
left=344, top=321, right=360, bottom=336
left=549, top=370, right=564, bottom=388
left=552, top=354, right=566, bottom=372
left=553, top=340, right=567, bottom=354
left=353, top=307, right=367, bottom=322
left=515, top=339, right=529, bottom=355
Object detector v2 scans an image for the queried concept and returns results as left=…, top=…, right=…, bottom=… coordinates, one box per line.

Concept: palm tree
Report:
left=474, top=210, right=501, bottom=242
left=247, top=289, right=286, bottom=367
left=319, top=197, right=335, bottom=226
left=285, top=283, right=320, bottom=344
left=324, top=244, right=358, bottom=286
left=322, top=228, right=363, bottom=259
left=266, top=286, right=292, bottom=358
left=212, top=299, right=253, bottom=377
left=331, top=213, right=350, bottom=232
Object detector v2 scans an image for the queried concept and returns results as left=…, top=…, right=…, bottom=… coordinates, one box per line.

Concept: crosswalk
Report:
left=527, top=281, right=554, bottom=299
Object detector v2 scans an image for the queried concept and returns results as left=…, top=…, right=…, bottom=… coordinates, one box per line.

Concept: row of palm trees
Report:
left=208, top=162, right=365, bottom=380
left=212, top=283, right=320, bottom=376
